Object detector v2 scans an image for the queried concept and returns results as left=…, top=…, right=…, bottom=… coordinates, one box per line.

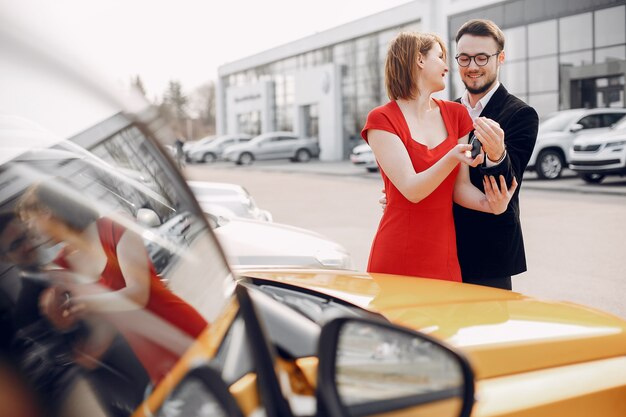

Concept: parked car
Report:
left=223, top=131, right=319, bottom=165
left=182, top=134, right=215, bottom=153
left=187, top=180, right=272, bottom=222
left=3, top=17, right=626, bottom=417
left=350, top=142, right=379, bottom=172
left=185, top=134, right=252, bottom=163
left=527, top=108, right=626, bottom=179
left=569, top=114, right=626, bottom=183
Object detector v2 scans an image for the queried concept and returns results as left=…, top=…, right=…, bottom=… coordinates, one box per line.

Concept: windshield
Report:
left=0, top=22, right=234, bottom=416
left=539, top=110, right=585, bottom=133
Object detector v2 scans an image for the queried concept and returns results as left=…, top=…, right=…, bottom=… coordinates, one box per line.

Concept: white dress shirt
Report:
left=460, top=82, right=503, bottom=167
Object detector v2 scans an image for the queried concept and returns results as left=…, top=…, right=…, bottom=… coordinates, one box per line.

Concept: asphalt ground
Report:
left=184, top=159, right=626, bottom=197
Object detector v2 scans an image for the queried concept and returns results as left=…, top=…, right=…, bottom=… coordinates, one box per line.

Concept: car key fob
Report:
left=467, top=133, right=482, bottom=159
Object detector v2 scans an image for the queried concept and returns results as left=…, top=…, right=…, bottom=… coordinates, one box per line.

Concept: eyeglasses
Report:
left=455, top=52, right=500, bottom=67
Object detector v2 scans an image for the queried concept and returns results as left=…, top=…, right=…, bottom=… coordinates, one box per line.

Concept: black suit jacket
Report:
left=454, top=84, right=538, bottom=280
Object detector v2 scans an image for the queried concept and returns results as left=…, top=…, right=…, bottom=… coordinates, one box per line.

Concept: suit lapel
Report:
left=478, top=84, right=508, bottom=120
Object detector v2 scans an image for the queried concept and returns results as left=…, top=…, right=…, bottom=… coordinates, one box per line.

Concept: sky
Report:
left=3, top=0, right=411, bottom=100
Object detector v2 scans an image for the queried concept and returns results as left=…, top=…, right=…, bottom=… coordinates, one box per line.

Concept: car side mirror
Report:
left=570, top=123, right=584, bottom=133
left=316, top=317, right=475, bottom=417
left=154, top=366, right=243, bottom=417
left=136, top=208, right=161, bottom=227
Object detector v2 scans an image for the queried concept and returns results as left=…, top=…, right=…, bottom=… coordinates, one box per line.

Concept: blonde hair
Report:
left=385, top=31, right=447, bottom=100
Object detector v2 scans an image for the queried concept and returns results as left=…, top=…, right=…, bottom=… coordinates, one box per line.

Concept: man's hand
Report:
left=473, top=117, right=505, bottom=163
left=483, top=175, right=518, bottom=214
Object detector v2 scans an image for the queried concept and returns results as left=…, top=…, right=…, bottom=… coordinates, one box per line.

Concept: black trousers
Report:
left=463, top=275, right=512, bottom=290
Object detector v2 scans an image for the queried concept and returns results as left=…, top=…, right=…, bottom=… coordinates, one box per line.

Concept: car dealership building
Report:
left=217, top=0, right=626, bottom=161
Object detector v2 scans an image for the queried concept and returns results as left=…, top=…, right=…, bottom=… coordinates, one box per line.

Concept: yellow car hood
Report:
left=241, top=269, right=626, bottom=379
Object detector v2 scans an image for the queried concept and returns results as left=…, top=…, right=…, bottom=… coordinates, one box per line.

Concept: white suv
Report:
left=528, top=108, right=626, bottom=179
left=569, top=115, right=626, bottom=183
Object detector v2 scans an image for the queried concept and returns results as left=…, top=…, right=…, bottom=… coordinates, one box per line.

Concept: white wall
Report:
left=293, top=63, right=342, bottom=161
left=225, top=81, right=274, bottom=134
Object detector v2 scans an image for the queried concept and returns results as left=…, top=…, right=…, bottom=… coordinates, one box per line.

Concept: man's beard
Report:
left=463, top=72, right=497, bottom=95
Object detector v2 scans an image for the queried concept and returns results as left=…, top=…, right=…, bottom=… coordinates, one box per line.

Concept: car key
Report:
left=465, top=133, right=482, bottom=159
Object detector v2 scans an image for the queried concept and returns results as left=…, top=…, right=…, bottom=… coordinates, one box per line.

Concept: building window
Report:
left=559, top=13, right=592, bottom=53
left=528, top=56, right=558, bottom=93
left=528, top=93, right=558, bottom=116
left=594, top=5, right=626, bottom=48
left=595, top=45, right=626, bottom=64
left=528, top=20, right=557, bottom=58
left=559, top=50, right=593, bottom=67
left=236, top=111, right=261, bottom=136
left=503, top=26, right=526, bottom=61
left=500, top=60, right=526, bottom=96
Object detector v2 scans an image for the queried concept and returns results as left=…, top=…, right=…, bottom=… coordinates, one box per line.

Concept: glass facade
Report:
left=450, top=1, right=626, bottom=116
left=221, top=21, right=420, bottom=154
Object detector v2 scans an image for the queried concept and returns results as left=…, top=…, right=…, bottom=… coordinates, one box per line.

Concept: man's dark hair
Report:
left=455, top=19, right=505, bottom=51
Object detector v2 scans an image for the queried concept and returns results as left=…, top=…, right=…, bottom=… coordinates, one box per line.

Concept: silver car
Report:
left=185, top=134, right=252, bottom=163
left=223, top=131, right=319, bottom=165
left=350, top=142, right=378, bottom=172
left=528, top=108, right=626, bottom=179
left=187, top=180, right=272, bottom=221
left=569, top=115, right=626, bottom=183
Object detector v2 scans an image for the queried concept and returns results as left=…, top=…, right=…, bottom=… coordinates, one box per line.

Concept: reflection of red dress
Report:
left=59, top=218, right=207, bottom=381
left=362, top=99, right=473, bottom=282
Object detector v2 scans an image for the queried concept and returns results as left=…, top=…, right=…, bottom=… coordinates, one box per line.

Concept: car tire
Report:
left=202, top=152, right=217, bottom=163
left=366, top=167, right=379, bottom=173
left=580, top=173, right=605, bottom=184
left=536, top=150, right=564, bottom=180
left=237, top=152, right=254, bottom=165
left=294, top=149, right=312, bottom=163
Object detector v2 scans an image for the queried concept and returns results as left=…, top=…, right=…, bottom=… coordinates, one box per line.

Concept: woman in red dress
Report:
left=363, top=32, right=517, bottom=282
left=17, top=182, right=207, bottom=381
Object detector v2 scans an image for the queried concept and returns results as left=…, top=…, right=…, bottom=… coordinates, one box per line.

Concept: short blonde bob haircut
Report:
left=385, top=31, right=447, bottom=101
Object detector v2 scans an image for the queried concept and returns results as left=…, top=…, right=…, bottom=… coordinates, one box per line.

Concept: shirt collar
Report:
left=461, top=81, right=501, bottom=112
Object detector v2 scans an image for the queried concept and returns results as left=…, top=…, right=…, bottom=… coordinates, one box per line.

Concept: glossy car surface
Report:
left=186, top=134, right=252, bottom=163
left=350, top=142, right=378, bottom=172
left=2, top=13, right=626, bottom=417
left=188, top=180, right=273, bottom=222
left=213, top=217, right=353, bottom=270
left=528, top=108, right=626, bottom=179
left=569, top=115, right=626, bottom=183
left=223, top=131, right=320, bottom=165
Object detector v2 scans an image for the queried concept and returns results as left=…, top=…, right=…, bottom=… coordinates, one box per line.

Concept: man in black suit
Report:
left=452, top=19, right=539, bottom=290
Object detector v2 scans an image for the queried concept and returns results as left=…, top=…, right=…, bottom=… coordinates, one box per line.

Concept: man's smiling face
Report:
left=456, top=34, right=503, bottom=95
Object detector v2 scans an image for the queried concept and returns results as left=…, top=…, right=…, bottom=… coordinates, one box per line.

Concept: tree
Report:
left=131, top=74, right=147, bottom=97
left=189, top=81, right=216, bottom=135
left=160, top=79, right=188, bottom=137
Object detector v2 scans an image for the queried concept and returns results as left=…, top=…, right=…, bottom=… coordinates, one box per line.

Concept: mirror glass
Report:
left=156, top=376, right=229, bottom=417
left=335, top=321, right=465, bottom=414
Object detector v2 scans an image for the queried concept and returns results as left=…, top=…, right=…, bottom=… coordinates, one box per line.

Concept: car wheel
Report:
left=366, top=167, right=379, bottom=173
left=294, top=149, right=312, bottom=163
left=580, top=173, right=605, bottom=184
left=202, top=152, right=217, bottom=163
left=237, top=152, right=254, bottom=165
left=536, top=150, right=564, bottom=180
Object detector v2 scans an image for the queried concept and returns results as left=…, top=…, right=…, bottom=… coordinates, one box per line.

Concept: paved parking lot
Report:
left=184, top=159, right=626, bottom=319
left=186, top=159, right=626, bottom=197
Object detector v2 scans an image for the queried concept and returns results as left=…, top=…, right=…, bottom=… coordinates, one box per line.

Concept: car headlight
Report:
left=606, top=140, right=626, bottom=148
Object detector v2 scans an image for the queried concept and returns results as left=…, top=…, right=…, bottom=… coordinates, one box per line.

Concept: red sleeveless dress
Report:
left=362, top=99, right=473, bottom=282
left=58, top=217, right=207, bottom=381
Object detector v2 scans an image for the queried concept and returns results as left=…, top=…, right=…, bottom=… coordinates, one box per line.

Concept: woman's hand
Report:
left=484, top=175, right=518, bottom=215
left=39, top=286, right=82, bottom=330
left=449, top=143, right=484, bottom=167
